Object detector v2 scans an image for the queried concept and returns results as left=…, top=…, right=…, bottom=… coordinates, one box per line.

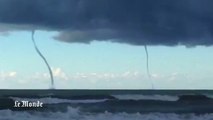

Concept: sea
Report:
left=0, top=89, right=213, bottom=120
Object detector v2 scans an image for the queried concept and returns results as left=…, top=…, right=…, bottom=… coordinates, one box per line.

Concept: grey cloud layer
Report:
left=0, top=0, right=213, bottom=46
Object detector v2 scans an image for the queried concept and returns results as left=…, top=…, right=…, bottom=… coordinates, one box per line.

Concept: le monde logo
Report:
left=14, top=100, right=43, bottom=108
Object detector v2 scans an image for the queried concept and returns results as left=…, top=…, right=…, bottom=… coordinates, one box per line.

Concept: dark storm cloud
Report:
left=0, top=0, right=213, bottom=46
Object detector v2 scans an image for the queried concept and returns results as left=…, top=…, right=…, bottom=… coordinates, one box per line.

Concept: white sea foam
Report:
left=10, top=97, right=108, bottom=104
left=0, top=107, right=213, bottom=120
left=113, top=94, right=179, bottom=101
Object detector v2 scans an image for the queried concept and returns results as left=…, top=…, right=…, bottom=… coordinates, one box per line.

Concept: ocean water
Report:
left=1, top=108, right=213, bottom=120
left=0, top=90, right=213, bottom=120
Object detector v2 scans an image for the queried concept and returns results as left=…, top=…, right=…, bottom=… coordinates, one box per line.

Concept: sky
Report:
left=0, top=0, right=213, bottom=89
left=0, top=31, right=213, bottom=89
